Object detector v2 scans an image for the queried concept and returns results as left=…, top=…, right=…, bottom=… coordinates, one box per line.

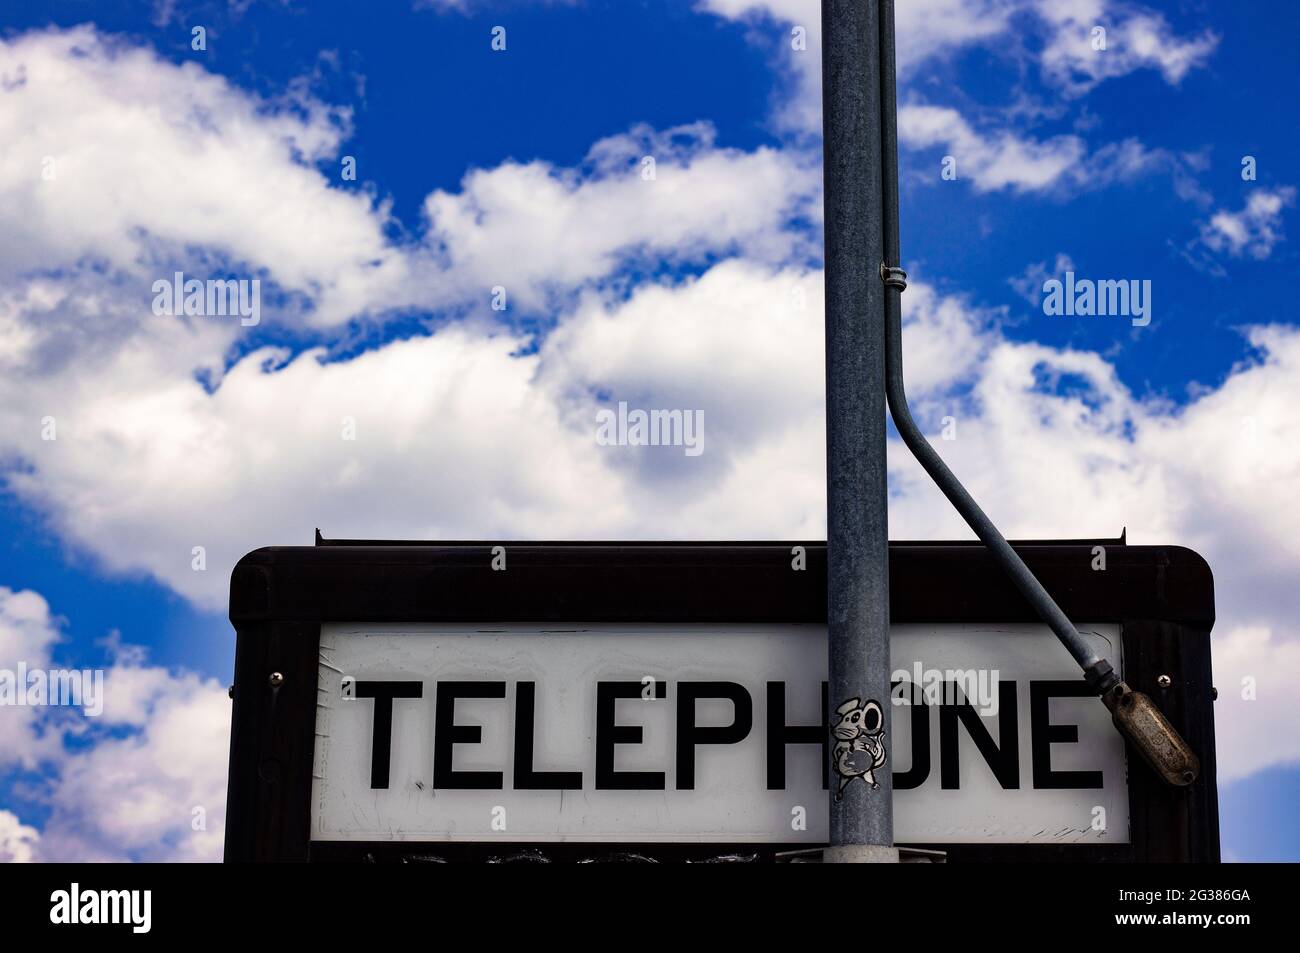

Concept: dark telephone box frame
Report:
left=224, top=539, right=1219, bottom=862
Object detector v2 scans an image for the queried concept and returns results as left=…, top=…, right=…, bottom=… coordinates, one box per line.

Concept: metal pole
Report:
left=874, top=0, right=1199, bottom=789
left=822, top=0, right=897, bottom=863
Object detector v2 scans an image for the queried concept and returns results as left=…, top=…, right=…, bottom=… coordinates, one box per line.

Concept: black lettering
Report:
left=595, top=680, right=666, bottom=789
left=891, top=678, right=931, bottom=790
left=765, top=681, right=828, bottom=790
left=433, top=681, right=505, bottom=789
left=1030, top=680, right=1103, bottom=789
left=513, top=681, right=582, bottom=789
left=676, top=682, right=753, bottom=789
left=940, top=680, right=1019, bottom=789
left=355, top=680, right=423, bottom=789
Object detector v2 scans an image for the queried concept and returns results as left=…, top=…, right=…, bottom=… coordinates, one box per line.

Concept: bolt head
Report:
left=269, top=671, right=285, bottom=688
left=1157, top=674, right=1172, bottom=689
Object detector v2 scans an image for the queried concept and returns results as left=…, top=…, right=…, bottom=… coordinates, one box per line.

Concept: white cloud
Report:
left=1197, top=187, right=1296, bottom=261
left=0, top=810, right=39, bottom=863
left=892, top=281, right=993, bottom=396
left=899, top=105, right=1087, bottom=193
left=0, top=28, right=816, bottom=338
left=37, top=647, right=229, bottom=862
left=0, top=26, right=412, bottom=328
left=2, top=261, right=828, bottom=611
left=0, top=587, right=63, bottom=768
left=0, top=28, right=820, bottom=618
left=893, top=0, right=1023, bottom=68
left=0, top=253, right=996, bottom=611
left=1211, top=626, right=1300, bottom=782
left=420, top=122, right=820, bottom=312
left=899, top=106, right=1177, bottom=194
left=0, top=587, right=228, bottom=862
left=1035, top=0, right=1219, bottom=97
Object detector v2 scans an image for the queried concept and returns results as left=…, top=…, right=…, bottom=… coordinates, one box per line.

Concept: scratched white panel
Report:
left=311, top=623, right=1127, bottom=844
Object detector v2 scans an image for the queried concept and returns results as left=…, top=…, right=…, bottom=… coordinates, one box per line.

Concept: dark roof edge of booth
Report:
left=229, top=536, right=1213, bottom=629
left=311, top=528, right=1129, bottom=548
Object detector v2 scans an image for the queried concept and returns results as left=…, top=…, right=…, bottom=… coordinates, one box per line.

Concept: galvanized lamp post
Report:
left=822, top=0, right=896, bottom=863
left=823, top=0, right=1198, bottom=864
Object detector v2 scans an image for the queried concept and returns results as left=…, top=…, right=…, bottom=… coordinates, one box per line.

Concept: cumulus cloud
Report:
left=0, top=588, right=228, bottom=862
left=0, top=26, right=819, bottom=616
left=36, top=646, right=229, bottom=862
left=0, top=587, right=64, bottom=767
left=899, top=105, right=1087, bottom=193
left=420, top=122, right=820, bottom=313
left=0, top=26, right=410, bottom=328
left=899, top=106, right=1180, bottom=194
left=0, top=251, right=992, bottom=613
left=1211, top=626, right=1300, bottom=782
left=1195, top=187, right=1296, bottom=262
left=1034, top=0, right=1219, bottom=97
left=0, top=28, right=816, bottom=337
left=1, top=261, right=823, bottom=610
left=0, top=810, right=39, bottom=863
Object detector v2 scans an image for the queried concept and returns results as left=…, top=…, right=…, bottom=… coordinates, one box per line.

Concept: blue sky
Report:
left=0, top=0, right=1296, bottom=861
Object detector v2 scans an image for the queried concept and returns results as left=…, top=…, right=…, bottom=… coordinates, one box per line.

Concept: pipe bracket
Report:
left=880, top=263, right=908, bottom=291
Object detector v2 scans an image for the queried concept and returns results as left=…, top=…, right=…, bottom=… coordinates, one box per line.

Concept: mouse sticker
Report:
left=831, top=697, right=887, bottom=799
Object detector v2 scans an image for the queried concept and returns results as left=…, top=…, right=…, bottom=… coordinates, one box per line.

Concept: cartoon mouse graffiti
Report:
left=831, top=697, right=886, bottom=799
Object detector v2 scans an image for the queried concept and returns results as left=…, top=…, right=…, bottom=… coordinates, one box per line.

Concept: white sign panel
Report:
left=311, top=623, right=1127, bottom=844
